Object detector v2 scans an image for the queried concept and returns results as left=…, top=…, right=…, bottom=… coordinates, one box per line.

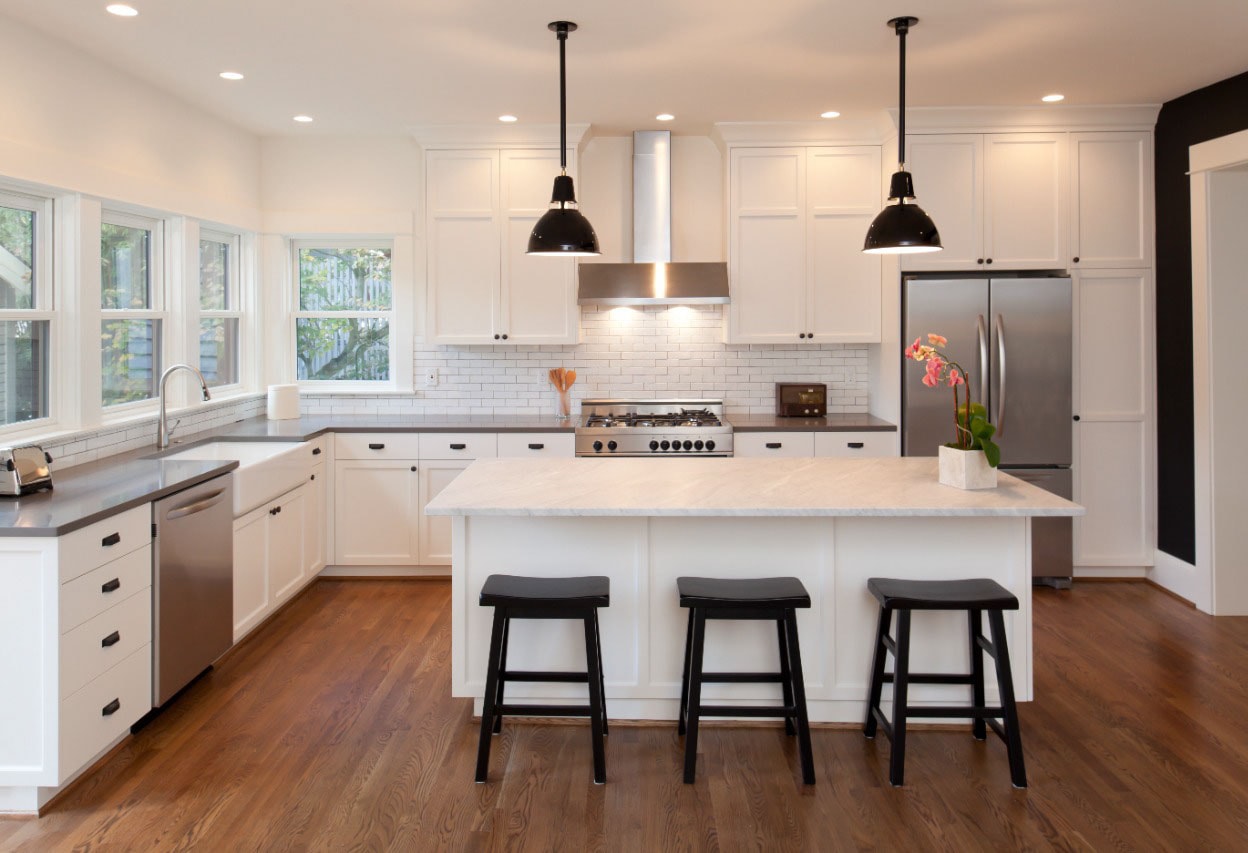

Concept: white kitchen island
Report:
left=424, top=456, right=1083, bottom=722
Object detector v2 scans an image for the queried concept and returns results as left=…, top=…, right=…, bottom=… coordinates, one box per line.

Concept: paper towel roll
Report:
left=267, top=384, right=301, bottom=420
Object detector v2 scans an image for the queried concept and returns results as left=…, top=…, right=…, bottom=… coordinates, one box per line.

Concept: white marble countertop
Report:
left=424, top=457, right=1085, bottom=518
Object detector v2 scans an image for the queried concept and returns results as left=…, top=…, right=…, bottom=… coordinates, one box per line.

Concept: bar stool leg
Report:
left=969, top=609, right=986, bottom=741
left=782, top=609, right=816, bottom=785
left=475, top=608, right=508, bottom=783
left=987, top=610, right=1027, bottom=788
left=678, top=609, right=694, bottom=736
left=776, top=618, right=796, bottom=736
left=888, top=609, right=912, bottom=786
left=682, top=609, right=708, bottom=783
left=492, top=616, right=510, bottom=734
left=593, top=610, right=608, bottom=736
left=583, top=615, right=607, bottom=784
left=863, top=605, right=891, bottom=738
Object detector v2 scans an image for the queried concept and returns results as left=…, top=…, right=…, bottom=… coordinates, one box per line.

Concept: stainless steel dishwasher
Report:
left=152, top=475, right=233, bottom=706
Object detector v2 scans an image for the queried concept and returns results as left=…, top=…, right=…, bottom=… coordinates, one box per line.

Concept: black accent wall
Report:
left=1154, top=69, right=1248, bottom=564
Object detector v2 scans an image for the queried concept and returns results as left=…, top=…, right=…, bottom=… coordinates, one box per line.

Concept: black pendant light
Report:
left=527, top=21, right=600, bottom=256
left=863, top=16, right=942, bottom=255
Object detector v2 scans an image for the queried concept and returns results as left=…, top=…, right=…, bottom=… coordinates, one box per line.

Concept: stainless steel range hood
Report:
left=577, top=131, right=730, bottom=306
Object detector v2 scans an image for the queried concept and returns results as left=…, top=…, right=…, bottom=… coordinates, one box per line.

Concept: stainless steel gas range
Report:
left=575, top=399, right=733, bottom=457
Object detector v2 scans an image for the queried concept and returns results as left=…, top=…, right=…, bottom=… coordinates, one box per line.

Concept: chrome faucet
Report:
left=157, top=364, right=211, bottom=449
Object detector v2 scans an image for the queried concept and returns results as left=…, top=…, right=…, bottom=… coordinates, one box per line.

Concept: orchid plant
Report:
left=905, top=333, right=1001, bottom=467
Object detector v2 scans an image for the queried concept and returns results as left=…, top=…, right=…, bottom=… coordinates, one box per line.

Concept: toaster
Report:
left=0, top=445, right=54, bottom=496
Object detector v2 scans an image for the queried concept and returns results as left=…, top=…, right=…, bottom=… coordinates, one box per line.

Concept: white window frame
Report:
left=290, top=238, right=412, bottom=392
left=100, top=209, right=166, bottom=415
left=0, top=187, right=56, bottom=438
left=197, top=227, right=245, bottom=394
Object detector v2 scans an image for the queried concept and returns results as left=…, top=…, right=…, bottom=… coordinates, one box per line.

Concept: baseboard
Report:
left=318, top=565, right=450, bottom=579
left=1149, top=550, right=1201, bottom=607
left=1073, top=566, right=1148, bottom=579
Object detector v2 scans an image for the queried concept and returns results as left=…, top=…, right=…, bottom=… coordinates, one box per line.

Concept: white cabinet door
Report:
left=814, top=431, right=898, bottom=457
left=269, top=485, right=307, bottom=606
left=334, top=459, right=420, bottom=565
left=499, top=150, right=579, bottom=344
left=419, top=460, right=471, bottom=566
left=902, top=135, right=983, bottom=271
left=1073, top=269, right=1153, bottom=566
left=232, top=506, right=269, bottom=642
left=305, top=462, right=327, bottom=576
left=733, top=432, right=815, bottom=457
left=427, top=150, right=501, bottom=344
left=983, top=133, right=1067, bottom=270
left=728, top=148, right=807, bottom=343
left=1070, top=131, right=1152, bottom=269
left=807, top=146, right=882, bottom=342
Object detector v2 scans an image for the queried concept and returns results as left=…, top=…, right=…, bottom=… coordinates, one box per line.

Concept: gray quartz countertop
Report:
left=194, top=413, right=577, bottom=441
left=726, top=414, right=897, bottom=432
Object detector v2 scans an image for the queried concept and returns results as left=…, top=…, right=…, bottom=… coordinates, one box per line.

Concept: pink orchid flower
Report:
left=921, top=371, right=938, bottom=387
left=927, top=333, right=948, bottom=347
left=948, top=368, right=964, bottom=387
left=905, top=338, right=922, bottom=360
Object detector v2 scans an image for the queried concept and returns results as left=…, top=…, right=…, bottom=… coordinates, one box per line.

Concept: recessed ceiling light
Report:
left=219, top=71, right=244, bottom=81
left=105, top=4, right=138, bottom=16
left=820, top=111, right=841, bottom=119
left=292, top=115, right=314, bottom=123
left=1041, top=94, right=1065, bottom=103
left=498, top=115, right=518, bottom=123
left=656, top=113, right=675, bottom=122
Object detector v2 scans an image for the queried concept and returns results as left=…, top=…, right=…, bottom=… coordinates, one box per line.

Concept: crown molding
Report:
left=711, top=115, right=895, bottom=149
left=899, top=105, right=1161, bottom=134
left=410, top=123, right=589, bottom=150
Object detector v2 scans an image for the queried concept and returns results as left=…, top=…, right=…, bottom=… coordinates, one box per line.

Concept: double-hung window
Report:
left=198, top=230, right=242, bottom=388
left=100, top=211, right=164, bottom=407
left=0, top=190, right=53, bottom=431
left=293, top=241, right=394, bottom=384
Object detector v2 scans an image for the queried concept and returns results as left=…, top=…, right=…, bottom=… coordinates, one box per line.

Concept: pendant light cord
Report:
left=896, top=18, right=907, bottom=171
left=557, top=24, right=568, bottom=174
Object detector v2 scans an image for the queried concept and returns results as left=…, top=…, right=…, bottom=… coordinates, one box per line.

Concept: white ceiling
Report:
left=7, top=0, right=1248, bottom=137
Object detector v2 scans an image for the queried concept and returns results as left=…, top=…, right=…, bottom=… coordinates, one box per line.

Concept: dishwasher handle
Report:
left=165, top=488, right=227, bottom=521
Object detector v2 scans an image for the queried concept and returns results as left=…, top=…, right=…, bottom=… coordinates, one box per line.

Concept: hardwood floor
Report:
left=3, top=580, right=1247, bottom=851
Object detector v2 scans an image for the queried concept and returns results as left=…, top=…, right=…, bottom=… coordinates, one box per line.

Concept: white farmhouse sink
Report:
left=161, top=442, right=306, bottom=517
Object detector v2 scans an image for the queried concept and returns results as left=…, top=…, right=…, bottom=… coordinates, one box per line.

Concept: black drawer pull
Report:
left=310, top=474, right=316, bottom=481
left=101, top=630, right=121, bottom=648
left=765, top=442, right=782, bottom=449
left=847, top=442, right=865, bottom=449
left=528, top=443, right=545, bottom=450
left=101, top=698, right=121, bottom=717
left=101, top=532, right=121, bottom=547
left=368, top=443, right=385, bottom=450
left=101, top=578, right=121, bottom=593
left=449, top=443, right=467, bottom=450
left=312, top=447, right=322, bottom=455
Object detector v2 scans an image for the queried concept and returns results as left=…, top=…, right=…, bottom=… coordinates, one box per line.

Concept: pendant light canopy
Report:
left=527, top=21, right=601, bottom=256
left=863, top=16, right=942, bottom=255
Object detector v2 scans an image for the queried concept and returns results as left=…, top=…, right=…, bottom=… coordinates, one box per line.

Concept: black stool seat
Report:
left=480, top=574, right=610, bottom=607
left=863, top=576, right=1026, bottom=788
left=677, top=576, right=815, bottom=785
left=475, top=574, right=610, bottom=784
left=867, top=577, right=1018, bottom=611
left=678, top=576, right=811, bottom=608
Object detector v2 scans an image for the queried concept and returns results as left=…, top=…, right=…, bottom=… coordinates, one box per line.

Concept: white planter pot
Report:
left=938, top=445, right=998, bottom=490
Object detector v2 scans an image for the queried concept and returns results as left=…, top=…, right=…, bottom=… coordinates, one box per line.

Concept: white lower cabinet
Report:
left=737, top=430, right=898, bottom=459
left=497, top=432, right=575, bottom=457
left=306, top=461, right=327, bottom=574
left=814, top=431, right=899, bottom=458
left=734, top=432, right=816, bottom=457
left=419, top=461, right=472, bottom=565
left=333, top=458, right=421, bottom=565
left=232, top=482, right=309, bottom=643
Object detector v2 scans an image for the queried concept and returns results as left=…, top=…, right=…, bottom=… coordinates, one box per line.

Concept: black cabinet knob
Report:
left=1073, top=257, right=1080, bottom=263
left=494, top=334, right=501, bottom=340
left=799, top=333, right=806, bottom=339
left=411, top=465, right=417, bottom=471
left=977, top=258, right=984, bottom=264
left=986, top=258, right=993, bottom=265
left=1072, top=415, right=1081, bottom=422
left=501, top=334, right=509, bottom=340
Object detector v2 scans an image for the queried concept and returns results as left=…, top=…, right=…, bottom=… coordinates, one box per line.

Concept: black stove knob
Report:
left=682, top=440, right=693, bottom=451
left=694, top=440, right=704, bottom=450
left=660, top=440, right=671, bottom=451
left=649, top=440, right=659, bottom=451
left=705, top=439, right=716, bottom=452
left=592, top=440, right=603, bottom=452
left=607, top=440, right=618, bottom=451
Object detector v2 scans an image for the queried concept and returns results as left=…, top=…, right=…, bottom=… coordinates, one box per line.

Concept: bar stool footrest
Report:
left=880, top=672, right=976, bottom=686
left=500, top=670, right=589, bottom=683
left=497, top=703, right=595, bottom=717
left=698, top=672, right=786, bottom=683
left=692, top=704, right=797, bottom=718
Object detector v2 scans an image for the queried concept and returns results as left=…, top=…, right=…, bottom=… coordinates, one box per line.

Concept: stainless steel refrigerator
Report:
left=902, top=274, right=1073, bottom=587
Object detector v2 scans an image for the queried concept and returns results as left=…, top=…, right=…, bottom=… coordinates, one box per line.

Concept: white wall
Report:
left=0, top=16, right=261, bottom=229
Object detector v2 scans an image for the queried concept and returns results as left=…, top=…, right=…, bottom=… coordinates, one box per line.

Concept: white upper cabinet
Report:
left=1070, top=131, right=1153, bottom=268
left=903, top=132, right=1067, bottom=271
left=426, top=148, right=578, bottom=345
left=728, top=145, right=882, bottom=344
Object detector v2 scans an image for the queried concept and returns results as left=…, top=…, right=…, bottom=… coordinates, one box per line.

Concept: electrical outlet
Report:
left=424, top=368, right=438, bottom=387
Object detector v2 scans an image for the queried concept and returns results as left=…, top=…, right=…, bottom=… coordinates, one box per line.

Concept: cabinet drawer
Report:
left=58, top=505, right=151, bottom=584
left=59, top=644, right=151, bottom=781
left=60, top=587, right=152, bottom=699
left=61, top=545, right=151, bottom=634
left=302, top=436, right=328, bottom=465
left=497, top=433, right=575, bottom=458
left=419, top=433, right=498, bottom=460
left=734, top=432, right=815, bottom=457
left=335, top=433, right=420, bottom=460
left=814, top=431, right=897, bottom=458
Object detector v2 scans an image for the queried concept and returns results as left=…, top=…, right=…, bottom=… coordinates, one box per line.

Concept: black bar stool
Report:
left=475, top=574, right=610, bottom=784
left=863, top=577, right=1026, bottom=787
left=677, top=576, right=815, bottom=785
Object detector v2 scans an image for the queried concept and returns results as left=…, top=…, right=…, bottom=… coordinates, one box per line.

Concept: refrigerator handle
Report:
left=995, top=313, right=1007, bottom=437
left=976, top=314, right=989, bottom=412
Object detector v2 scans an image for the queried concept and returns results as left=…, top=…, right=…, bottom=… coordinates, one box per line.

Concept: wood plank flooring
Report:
left=3, top=579, right=1247, bottom=851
